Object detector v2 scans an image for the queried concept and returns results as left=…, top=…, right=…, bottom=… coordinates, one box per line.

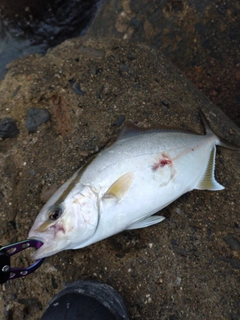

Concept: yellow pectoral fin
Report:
left=103, top=172, right=134, bottom=201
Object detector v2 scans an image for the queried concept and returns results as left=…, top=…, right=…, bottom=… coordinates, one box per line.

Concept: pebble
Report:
left=30, top=169, right=36, bottom=176
left=96, top=67, right=103, bottom=75
left=26, top=108, right=51, bottom=133
left=0, top=117, right=19, bottom=139
left=220, top=257, right=240, bottom=269
left=161, top=100, right=170, bottom=107
left=115, top=115, right=125, bottom=127
left=69, top=78, right=85, bottom=96
left=172, top=243, right=188, bottom=256
left=223, top=234, right=240, bottom=251
left=0, top=191, right=4, bottom=203
left=11, top=85, right=21, bottom=98
left=127, top=52, right=136, bottom=60
left=119, top=63, right=129, bottom=72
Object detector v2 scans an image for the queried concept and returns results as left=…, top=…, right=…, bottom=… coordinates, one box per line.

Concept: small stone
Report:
left=26, top=108, right=51, bottom=133
left=0, top=191, right=4, bottom=203
left=220, top=257, right=240, bottom=269
left=161, top=101, right=170, bottom=107
left=69, top=78, right=85, bottom=96
left=119, top=63, right=130, bottom=75
left=119, top=63, right=129, bottom=72
left=169, top=315, right=179, bottom=320
left=172, top=244, right=188, bottom=256
left=171, top=239, right=178, bottom=245
left=127, top=52, right=136, bottom=60
left=30, top=169, right=36, bottom=176
left=175, top=207, right=181, bottom=214
left=0, top=117, right=19, bottom=139
left=11, top=85, right=21, bottom=98
left=51, top=275, right=58, bottom=289
left=223, top=234, right=240, bottom=251
left=115, top=115, right=125, bottom=127
left=96, top=67, right=103, bottom=75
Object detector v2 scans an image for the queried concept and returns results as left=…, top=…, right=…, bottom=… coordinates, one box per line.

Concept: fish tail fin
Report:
left=200, top=109, right=240, bottom=150
left=196, top=109, right=239, bottom=191
left=196, top=146, right=224, bottom=191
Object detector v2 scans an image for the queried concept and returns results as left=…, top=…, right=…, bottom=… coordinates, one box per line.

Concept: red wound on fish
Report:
left=152, top=155, right=172, bottom=171
left=51, top=223, right=65, bottom=235
left=57, top=225, right=65, bottom=233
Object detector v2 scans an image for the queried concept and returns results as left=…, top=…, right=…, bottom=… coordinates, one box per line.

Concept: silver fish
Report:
left=28, top=111, right=239, bottom=259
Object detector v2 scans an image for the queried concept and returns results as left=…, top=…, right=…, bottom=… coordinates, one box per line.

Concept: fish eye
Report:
left=49, top=206, right=63, bottom=221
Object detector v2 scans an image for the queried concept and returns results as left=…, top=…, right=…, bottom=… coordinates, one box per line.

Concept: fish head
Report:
left=28, top=188, right=98, bottom=259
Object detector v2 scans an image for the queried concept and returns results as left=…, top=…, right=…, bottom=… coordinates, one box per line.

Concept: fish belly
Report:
left=77, top=132, right=215, bottom=247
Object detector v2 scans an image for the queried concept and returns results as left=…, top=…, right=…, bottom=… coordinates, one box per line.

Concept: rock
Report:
left=25, top=108, right=51, bottom=133
left=0, top=191, right=4, bottom=203
left=87, top=0, right=240, bottom=126
left=220, top=257, right=240, bottom=269
left=223, top=234, right=240, bottom=251
left=0, top=117, right=19, bottom=139
left=172, top=244, right=189, bottom=257
left=115, top=115, right=125, bottom=127
left=30, top=169, right=36, bottom=176
left=0, top=0, right=100, bottom=79
left=69, top=78, right=86, bottom=96
left=161, top=100, right=170, bottom=107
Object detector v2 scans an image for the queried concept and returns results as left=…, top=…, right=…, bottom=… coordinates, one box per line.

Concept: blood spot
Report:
left=51, top=223, right=65, bottom=235
left=152, top=156, right=172, bottom=171
left=160, top=159, right=172, bottom=167
left=57, top=225, right=65, bottom=233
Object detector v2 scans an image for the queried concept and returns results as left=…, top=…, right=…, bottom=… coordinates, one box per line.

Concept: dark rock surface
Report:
left=87, top=0, right=240, bottom=126
left=0, top=0, right=100, bottom=79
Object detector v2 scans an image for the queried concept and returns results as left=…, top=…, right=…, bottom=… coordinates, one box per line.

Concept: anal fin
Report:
left=196, top=146, right=224, bottom=191
left=126, top=215, right=165, bottom=230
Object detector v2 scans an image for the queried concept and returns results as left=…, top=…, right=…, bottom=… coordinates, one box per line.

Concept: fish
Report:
left=28, top=110, right=239, bottom=259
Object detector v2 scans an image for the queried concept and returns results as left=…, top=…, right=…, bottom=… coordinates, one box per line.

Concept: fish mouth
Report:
left=30, top=240, right=62, bottom=259
left=27, top=236, right=48, bottom=259
left=28, top=233, right=70, bottom=259
left=33, top=244, right=53, bottom=260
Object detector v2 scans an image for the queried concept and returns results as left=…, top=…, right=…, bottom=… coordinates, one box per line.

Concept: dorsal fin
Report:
left=117, top=121, right=148, bottom=141
left=117, top=120, right=196, bottom=142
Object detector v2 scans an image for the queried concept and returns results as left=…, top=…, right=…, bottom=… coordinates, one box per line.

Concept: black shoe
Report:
left=41, top=280, right=129, bottom=320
